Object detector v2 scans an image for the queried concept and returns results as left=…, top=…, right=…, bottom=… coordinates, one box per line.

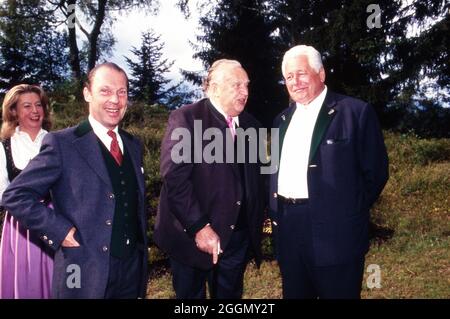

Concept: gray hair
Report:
left=203, top=59, right=243, bottom=96
left=281, top=45, right=323, bottom=77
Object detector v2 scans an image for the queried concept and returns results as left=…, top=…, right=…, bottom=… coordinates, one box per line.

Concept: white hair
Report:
left=281, top=45, right=323, bottom=77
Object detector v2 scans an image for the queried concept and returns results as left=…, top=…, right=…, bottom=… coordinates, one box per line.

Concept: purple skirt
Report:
left=0, top=211, right=54, bottom=299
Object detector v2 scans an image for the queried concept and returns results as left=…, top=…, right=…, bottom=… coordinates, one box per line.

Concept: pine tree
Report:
left=125, top=30, right=174, bottom=104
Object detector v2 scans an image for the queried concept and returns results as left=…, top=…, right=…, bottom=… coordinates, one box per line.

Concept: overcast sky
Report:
left=110, top=0, right=204, bottom=91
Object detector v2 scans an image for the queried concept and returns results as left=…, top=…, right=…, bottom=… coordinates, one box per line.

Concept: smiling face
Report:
left=284, top=55, right=325, bottom=105
left=83, top=66, right=128, bottom=130
left=15, top=92, right=44, bottom=135
left=211, top=65, right=249, bottom=117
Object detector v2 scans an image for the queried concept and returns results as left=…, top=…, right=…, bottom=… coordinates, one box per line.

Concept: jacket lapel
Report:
left=120, top=131, right=145, bottom=198
left=73, top=120, right=112, bottom=187
left=309, top=92, right=337, bottom=163
left=236, top=113, right=259, bottom=199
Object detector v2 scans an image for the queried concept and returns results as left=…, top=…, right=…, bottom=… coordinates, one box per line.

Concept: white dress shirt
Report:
left=88, top=115, right=124, bottom=154
left=0, top=127, right=48, bottom=199
left=209, top=99, right=240, bottom=128
left=278, top=86, right=328, bottom=198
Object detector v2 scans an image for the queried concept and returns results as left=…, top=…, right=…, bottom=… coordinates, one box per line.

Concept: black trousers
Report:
left=170, top=229, right=250, bottom=299
left=277, top=201, right=365, bottom=299
left=104, top=249, right=143, bottom=299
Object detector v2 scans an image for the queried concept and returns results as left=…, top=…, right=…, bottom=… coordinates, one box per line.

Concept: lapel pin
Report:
left=281, top=115, right=286, bottom=121
left=328, top=109, right=335, bottom=115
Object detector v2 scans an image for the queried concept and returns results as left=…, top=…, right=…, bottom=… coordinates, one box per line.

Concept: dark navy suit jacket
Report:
left=269, top=91, right=389, bottom=267
left=2, top=120, right=148, bottom=298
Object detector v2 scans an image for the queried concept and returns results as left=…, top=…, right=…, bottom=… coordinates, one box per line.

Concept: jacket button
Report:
left=230, top=225, right=235, bottom=230
left=108, top=193, right=115, bottom=199
left=42, top=235, right=48, bottom=240
left=48, top=240, right=53, bottom=245
left=102, top=246, right=108, bottom=252
left=236, top=201, right=241, bottom=206
left=105, top=220, right=112, bottom=226
left=273, top=193, right=277, bottom=198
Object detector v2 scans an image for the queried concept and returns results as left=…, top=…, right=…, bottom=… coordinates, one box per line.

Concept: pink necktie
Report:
left=107, top=130, right=123, bottom=166
left=226, top=116, right=236, bottom=139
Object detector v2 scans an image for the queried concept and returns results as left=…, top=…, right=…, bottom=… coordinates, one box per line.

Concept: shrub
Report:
left=412, top=139, right=450, bottom=166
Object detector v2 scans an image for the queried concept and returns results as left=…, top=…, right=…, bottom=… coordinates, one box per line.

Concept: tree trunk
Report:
left=87, top=0, right=107, bottom=71
left=67, top=0, right=81, bottom=80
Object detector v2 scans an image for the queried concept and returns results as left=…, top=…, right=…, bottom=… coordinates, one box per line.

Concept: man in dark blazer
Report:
left=155, top=59, right=265, bottom=299
left=2, top=63, right=148, bottom=298
left=269, top=45, right=389, bottom=298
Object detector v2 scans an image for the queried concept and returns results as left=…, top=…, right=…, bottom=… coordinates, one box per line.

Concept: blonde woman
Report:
left=0, top=84, right=53, bottom=298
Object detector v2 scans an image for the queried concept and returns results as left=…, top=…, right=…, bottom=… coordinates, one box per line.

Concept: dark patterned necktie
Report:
left=107, top=130, right=123, bottom=166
